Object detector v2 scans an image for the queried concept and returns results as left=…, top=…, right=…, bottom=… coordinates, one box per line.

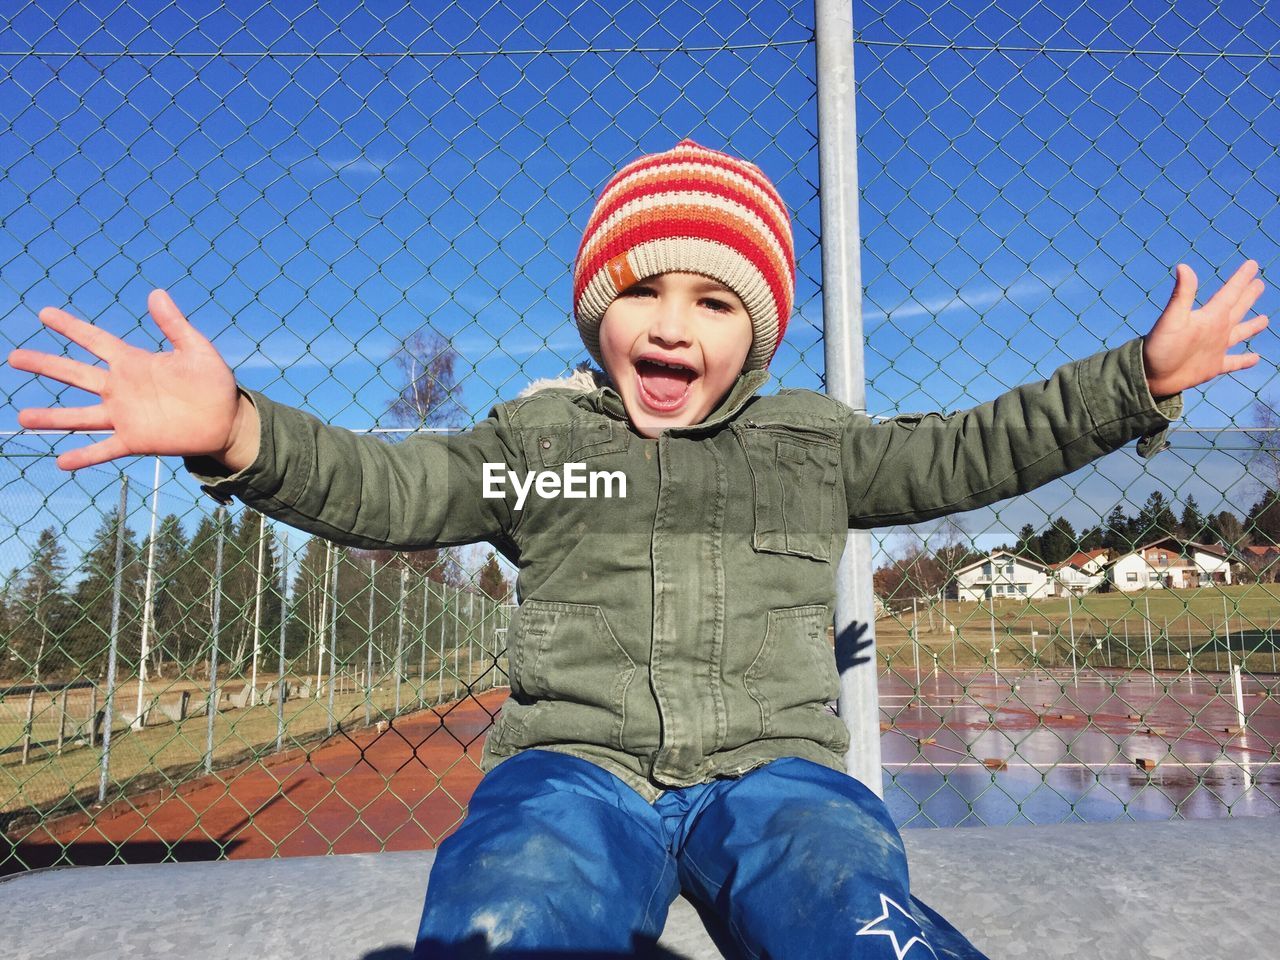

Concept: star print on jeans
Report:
left=854, top=893, right=938, bottom=959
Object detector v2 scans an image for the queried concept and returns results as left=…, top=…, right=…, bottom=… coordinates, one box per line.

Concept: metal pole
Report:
left=327, top=548, right=339, bottom=735
left=911, top=597, right=920, bottom=694
left=1145, top=595, right=1155, bottom=687
left=98, top=477, right=129, bottom=804
left=395, top=566, right=406, bottom=715
left=467, top=590, right=475, bottom=693
left=816, top=0, right=879, bottom=796
left=276, top=531, right=288, bottom=753
left=250, top=512, right=266, bottom=703
left=132, top=456, right=162, bottom=728
left=419, top=575, right=429, bottom=705
left=365, top=557, right=375, bottom=726
left=56, top=685, right=68, bottom=756
left=438, top=581, right=446, bottom=703
left=204, top=506, right=226, bottom=775
left=1068, top=591, right=1078, bottom=686
left=316, top=541, right=331, bottom=697
left=989, top=599, right=998, bottom=683
left=1232, top=661, right=1246, bottom=732
left=455, top=586, right=465, bottom=701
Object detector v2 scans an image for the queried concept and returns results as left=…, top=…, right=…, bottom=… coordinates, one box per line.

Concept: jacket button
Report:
left=540, top=438, right=551, bottom=449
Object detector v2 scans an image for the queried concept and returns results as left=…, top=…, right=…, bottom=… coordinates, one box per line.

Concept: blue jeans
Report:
left=415, top=750, right=986, bottom=959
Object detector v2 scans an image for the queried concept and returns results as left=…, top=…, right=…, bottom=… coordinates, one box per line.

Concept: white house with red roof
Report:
left=1105, top=537, right=1231, bottom=591
left=1053, top=549, right=1110, bottom=596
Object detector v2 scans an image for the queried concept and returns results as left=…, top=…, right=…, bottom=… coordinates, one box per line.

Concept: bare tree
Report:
left=387, top=330, right=466, bottom=429
left=1248, top=395, right=1280, bottom=496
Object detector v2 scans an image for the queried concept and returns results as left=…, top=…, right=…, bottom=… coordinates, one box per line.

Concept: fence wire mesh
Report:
left=1, top=0, right=1278, bottom=873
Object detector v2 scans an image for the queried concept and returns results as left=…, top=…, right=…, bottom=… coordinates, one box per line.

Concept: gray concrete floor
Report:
left=4, top=818, right=1278, bottom=959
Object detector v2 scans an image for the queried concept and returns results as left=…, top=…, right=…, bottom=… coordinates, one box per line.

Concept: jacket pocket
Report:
left=506, top=599, right=636, bottom=750
left=744, top=604, right=837, bottom=738
left=522, top=419, right=629, bottom=470
left=735, top=422, right=840, bottom=561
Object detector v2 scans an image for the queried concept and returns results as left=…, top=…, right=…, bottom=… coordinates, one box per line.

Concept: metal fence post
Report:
left=97, top=476, right=129, bottom=804
left=395, top=566, right=406, bottom=716
left=132, top=456, right=161, bottom=729
left=365, top=557, right=375, bottom=727
left=204, top=505, right=226, bottom=775
left=815, top=0, right=882, bottom=796
left=419, top=575, right=429, bottom=705
left=276, top=531, right=288, bottom=753
left=327, top=547, right=339, bottom=735
left=250, top=511, right=266, bottom=703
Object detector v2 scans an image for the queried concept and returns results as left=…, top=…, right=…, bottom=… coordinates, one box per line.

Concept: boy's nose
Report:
left=650, top=298, right=692, bottom=347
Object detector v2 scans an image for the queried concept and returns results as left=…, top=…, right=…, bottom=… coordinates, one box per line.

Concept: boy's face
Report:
left=598, top=271, right=754, bottom=438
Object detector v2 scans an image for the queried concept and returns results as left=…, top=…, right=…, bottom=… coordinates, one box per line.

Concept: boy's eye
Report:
left=702, top=298, right=733, bottom=313
left=625, top=285, right=656, bottom=297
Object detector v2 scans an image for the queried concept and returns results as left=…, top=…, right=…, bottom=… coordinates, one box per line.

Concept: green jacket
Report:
left=185, top=336, right=1181, bottom=801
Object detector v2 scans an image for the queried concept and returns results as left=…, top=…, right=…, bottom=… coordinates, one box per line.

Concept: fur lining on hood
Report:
left=517, top=362, right=614, bottom=398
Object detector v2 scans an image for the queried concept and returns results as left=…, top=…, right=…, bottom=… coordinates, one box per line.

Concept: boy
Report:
left=10, top=139, right=1266, bottom=958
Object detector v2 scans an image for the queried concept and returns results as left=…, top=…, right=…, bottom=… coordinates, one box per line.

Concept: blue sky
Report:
left=1, top=0, right=1278, bottom=577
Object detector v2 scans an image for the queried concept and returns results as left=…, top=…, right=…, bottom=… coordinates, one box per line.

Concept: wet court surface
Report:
left=10, top=670, right=1278, bottom=870
left=880, top=668, right=1280, bottom=825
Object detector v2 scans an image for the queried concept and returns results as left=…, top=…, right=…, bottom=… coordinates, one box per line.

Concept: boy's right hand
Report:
left=8, top=289, right=260, bottom=472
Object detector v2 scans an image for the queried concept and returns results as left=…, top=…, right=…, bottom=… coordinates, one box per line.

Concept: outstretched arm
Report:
left=844, top=259, right=1268, bottom=529
left=10, top=291, right=520, bottom=550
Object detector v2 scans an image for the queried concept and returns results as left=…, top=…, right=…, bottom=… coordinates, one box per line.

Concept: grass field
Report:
left=876, top=584, right=1280, bottom=673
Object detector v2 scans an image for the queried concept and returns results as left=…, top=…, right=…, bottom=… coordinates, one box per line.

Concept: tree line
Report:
left=874, top=490, right=1280, bottom=603
left=0, top=507, right=513, bottom=684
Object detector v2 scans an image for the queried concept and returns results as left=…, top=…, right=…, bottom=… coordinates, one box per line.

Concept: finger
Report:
left=1202, top=259, right=1259, bottom=316
left=18, top=404, right=112, bottom=431
left=1228, top=278, right=1265, bottom=325
left=37, top=306, right=125, bottom=364
left=1228, top=314, right=1270, bottom=348
left=1167, top=263, right=1199, bottom=316
left=56, top=435, right=130, bottom=472
left=1220, top=351, right=1262, bottom=375
left=7, top=348, right=108, bottom=395
left=147, top=289, right=206, bottom=351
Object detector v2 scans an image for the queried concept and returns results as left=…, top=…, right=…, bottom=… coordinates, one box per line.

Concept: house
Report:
left=1105, top=537, right=1231, bottom=591
left=1052, top=549, right=1110, bottom=596
left=951, top=550, right=1056, bottom=601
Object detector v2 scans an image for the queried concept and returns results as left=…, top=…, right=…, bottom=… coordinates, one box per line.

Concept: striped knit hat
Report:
left=572, top=139, right=795, bottom=372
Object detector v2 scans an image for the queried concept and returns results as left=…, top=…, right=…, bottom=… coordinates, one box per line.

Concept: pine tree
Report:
left=65, top=514, right=144, bottom=677
left=477, top=551, right=511, bottom=602
left=1078, top=526, right=1104, bottom=551
left=1102, top=505, right=1133, bottom=552
left=15, top=527, right=74, bottom=682
left=1014, top=523, right=1042, bottom=562
left=1038, top=516, right=1078, bottom=565
left=1245, top=492, right=1280, bottom=546
left=1136, top=491, right=1179, bottom=544
left=145, top=513, right=191, bottom=677
left=1180, top=495, right=1208, bottom=542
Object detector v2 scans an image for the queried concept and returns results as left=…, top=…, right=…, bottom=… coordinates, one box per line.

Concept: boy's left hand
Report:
left=1143, top=259, right=1268, bottom=398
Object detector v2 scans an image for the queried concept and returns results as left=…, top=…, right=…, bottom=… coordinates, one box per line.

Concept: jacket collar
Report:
left=597, top=368, right=771, bottom=435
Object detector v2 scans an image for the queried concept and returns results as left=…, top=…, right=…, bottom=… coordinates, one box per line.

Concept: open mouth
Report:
left=635, top=357, right=697, bottom=412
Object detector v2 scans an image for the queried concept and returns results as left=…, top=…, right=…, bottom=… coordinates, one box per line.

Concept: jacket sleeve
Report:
left=181, top=387, right=523, bottom=550
left=842, top=336, right=1183, bottom=529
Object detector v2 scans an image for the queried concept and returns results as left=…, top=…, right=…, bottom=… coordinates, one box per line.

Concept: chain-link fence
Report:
left=2, top=0, right=1277, bottom=873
